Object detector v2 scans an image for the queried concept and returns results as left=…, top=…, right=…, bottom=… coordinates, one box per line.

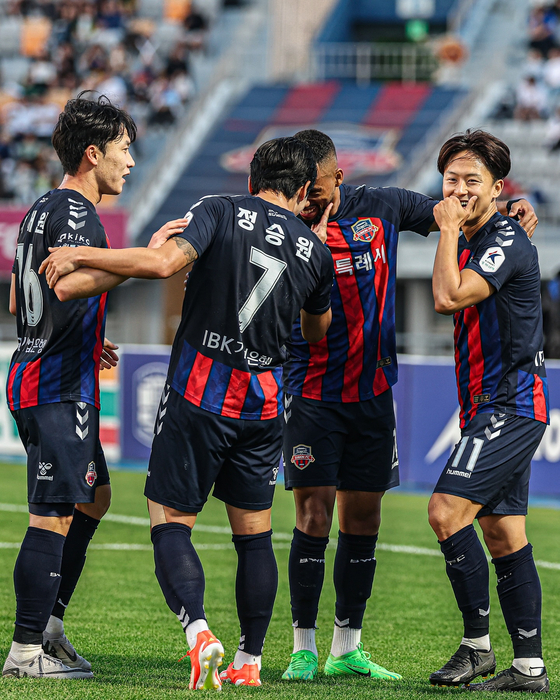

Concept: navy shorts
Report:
left=433, top=412, right=546, bottom=516
left=144, top=387, right=283, bottom=513
left=283, top=389, right=400, bottom=492
left=12, top=402, right=109, bottom=506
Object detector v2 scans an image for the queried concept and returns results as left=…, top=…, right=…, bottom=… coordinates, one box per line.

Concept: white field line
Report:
left=1, top=503, right=560, bottom=570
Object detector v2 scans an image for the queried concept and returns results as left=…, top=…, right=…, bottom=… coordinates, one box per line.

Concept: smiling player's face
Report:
left=96, top=131, right=135, bottom=196
left=299, top=158, right=343, bottom=225
left=442, top=150, right=503, bottom=225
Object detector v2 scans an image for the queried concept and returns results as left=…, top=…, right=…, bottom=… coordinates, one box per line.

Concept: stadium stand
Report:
left=138, top=80, right=466, bottom=243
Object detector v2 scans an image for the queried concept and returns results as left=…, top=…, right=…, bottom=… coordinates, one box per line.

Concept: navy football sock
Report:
left=493, top=543, right=543, bottom=658
left=232, top=530, right=278, bottom=656
left=439, top=524, right=490, bottom=639
left=13, top=527, right=65, bottom=643
left=334, top=531, right=378, bottom=629
left=288, top=527, right=329, bottom=629
left=151, top=523, right=206, bottom=629
left=51, top=509, right=100, bottom=621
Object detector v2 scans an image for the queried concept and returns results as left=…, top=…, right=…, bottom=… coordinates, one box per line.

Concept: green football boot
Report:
left=282, top=650, right=318, bottom=680
left=324, top=643, right=402, bottom=680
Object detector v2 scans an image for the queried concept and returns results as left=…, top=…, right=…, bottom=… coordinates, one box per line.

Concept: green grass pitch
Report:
left=1, top=461, right=560, bottom=699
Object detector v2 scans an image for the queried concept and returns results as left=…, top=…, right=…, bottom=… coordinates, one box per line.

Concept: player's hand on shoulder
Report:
left=147, top=217, right=192, bottom=249
left=39, top=246, right=82, bottom=288
left=311, top=203, right=333, bottom=244
left=434, top=195, right=476, bottom=231
left=508, top=198, right=537, bottom=238
left=100, top=338, right=119, bottom=370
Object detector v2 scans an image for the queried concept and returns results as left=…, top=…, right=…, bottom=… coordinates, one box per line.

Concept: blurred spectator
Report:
left=514, top=75, right=549, bottom=120
left=528, top=4, right=558, bottom=58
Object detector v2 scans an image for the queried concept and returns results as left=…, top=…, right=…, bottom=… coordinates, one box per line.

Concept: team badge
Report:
left=479, top=247, right=505, bottom=273
left=351, top=218, right=379, bottom=242
left=290, top=445, right=316, bottom=470
left=85, top=461, right=97, bottom=487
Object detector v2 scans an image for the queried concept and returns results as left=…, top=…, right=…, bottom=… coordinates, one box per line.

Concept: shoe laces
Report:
left=290, top=650, right=316, bottom=668
left=443, top=646, right=475, bottom=671
left=40, top=652, right=66, bottom=669
left=356, top=642, right=371, bottom=662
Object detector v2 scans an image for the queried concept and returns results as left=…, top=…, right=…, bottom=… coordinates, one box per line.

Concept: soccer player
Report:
left=2, top=94, right=188, bottom=680
left=280, top=129, right=537, bottom=683
left=39, top=137, right=334, bottom=690
left=428, top=130, right=549, bottom=692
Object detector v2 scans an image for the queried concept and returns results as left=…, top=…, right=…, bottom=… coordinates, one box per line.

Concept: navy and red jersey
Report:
left=454, top=212, right=548, bottom=428
left=167, top=194, right=334, bottom=420
left=284, top=183, right=436, bottom=402
left=7, top=189, right=108, bottom=411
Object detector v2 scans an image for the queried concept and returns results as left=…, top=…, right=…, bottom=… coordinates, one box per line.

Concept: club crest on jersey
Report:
left=85, top=461, right=97, bottom=487
left=351, top=218, right=379, bottom=242
left=290, top=445, right=315, bottom=470
left=479, top=247, right=505, bottom=273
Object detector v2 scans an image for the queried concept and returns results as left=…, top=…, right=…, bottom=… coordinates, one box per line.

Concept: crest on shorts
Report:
left=290, top=445, right=315, bottom=470
left=351, top=218, right=379, bottom=242
left=85, top=461, right=97, bottom=487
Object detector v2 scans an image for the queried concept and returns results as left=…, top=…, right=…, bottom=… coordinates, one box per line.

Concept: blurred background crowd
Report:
left=0, top=0, right=215, bottom=203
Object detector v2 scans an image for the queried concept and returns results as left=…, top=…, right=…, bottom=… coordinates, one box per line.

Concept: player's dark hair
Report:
left=52, top=92, right=137, bottom=175
left=294, top=129, right=337, bottom=165
left=250, top=137, right=317, bottom=199
left=437, top=129, right=510, bottom=181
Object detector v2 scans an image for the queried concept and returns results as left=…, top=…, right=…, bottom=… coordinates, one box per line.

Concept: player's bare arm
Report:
left=40, top=234, right=198, bottom=288
left=432, top=195, right=495, bottom=314
left=300, top=308, right=332, bottom=343
left=147, top=217, right=192, bottom=248
left=54, top=267, right=127, bottom=301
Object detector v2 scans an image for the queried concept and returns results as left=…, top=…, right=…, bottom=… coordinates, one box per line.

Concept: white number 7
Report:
left=238, top=246, right=287, bottom=333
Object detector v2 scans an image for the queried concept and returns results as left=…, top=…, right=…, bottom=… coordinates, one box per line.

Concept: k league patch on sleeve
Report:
left=479, top=247, right=505, bottom=273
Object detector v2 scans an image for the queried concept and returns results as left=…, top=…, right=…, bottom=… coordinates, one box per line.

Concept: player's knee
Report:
left=77, top=485, right=111, bottom=520
left=297, top=508, right=333, bottom=537
left=428, top=498, right=451, bottom=539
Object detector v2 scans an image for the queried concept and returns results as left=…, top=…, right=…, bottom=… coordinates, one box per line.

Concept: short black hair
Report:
left=437, top=129, right=511, bottom=181
left=52, top=92, right=137, bottom=176
left=249, top=137, right=317, bottom=199
left=293, top=129, right=337, bottom=165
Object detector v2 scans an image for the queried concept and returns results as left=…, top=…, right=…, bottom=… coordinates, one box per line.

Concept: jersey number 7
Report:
left=238, top=246, right=287, bottom=333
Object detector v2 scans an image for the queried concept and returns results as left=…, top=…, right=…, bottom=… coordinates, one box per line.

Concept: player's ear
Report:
left=247, top=176, right=254, bottom=195
left=84, top=144, right=99, bottom=167
left=335, top=168, right=344, bottom=187
left=492, top=178, right=504, bottom=199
